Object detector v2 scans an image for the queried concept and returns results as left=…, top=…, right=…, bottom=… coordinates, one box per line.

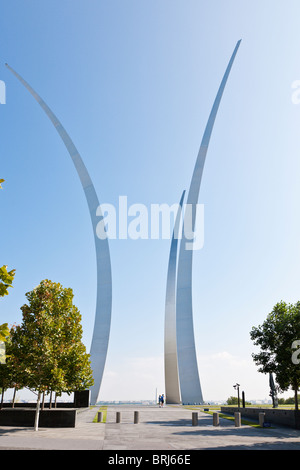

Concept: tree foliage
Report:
left=0, top=323, right=9, bottom=343
left=7, top=279, right=94, bottom=430
left=226, top=396, right=239, bottom=405
left=10, top=279, right=94, bottom=395
left=0, top=265, right=15, bottom=298
left=0, top=337, right=16, bottom=406
left=250, top=301, right=300, bottom=409
left=0, top=178, right=16, bottom=342
left=226, top=395, right=251, bottom=405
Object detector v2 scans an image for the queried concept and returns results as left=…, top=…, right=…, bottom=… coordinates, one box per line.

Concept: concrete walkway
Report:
left=0, top=405, right=300, bottom=450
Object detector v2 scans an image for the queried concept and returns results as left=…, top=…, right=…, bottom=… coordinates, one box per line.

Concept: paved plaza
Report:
left=0, top=405, right=300, bottom=451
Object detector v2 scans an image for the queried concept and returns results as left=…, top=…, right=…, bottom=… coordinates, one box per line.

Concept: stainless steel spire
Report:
left=176, top=40, right=241, bottom=404
left=164, top=190, right=185, bottom=404
left=6, top=64, right=112, bottom=405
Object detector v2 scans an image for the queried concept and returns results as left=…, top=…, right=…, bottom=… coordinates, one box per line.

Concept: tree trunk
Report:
left=34, top=392, right=41, bottom=431
left=12, top=387, right=17, bottom=408
left=0, top=388, right=4, bottom=410
left=294, top=386, right=299, bottom=411
left=49, top=390, right=52, bottom=409
left=41, top=391, right=45, bottom=410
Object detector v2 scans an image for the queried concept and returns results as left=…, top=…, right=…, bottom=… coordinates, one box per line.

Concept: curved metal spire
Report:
left=176, top=40, right=241, bottom=404
left=164, top=190, right=185, bottom=404
left=6, top=64, right=112, bottom=405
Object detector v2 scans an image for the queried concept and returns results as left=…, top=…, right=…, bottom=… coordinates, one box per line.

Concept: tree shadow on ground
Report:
left=191, top=440, right=300, bottom=450
left=145, top=417, right=300, bottom=450
left=0, top=427, right=39, bottom=435
left=146, top=417, right=213, bottom=427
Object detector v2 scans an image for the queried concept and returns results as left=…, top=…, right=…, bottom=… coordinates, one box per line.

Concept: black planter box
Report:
left=0, top=408, right=77, bottom=427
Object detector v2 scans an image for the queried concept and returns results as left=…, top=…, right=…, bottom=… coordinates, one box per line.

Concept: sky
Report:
left=1, top=0, right=300, bottom=403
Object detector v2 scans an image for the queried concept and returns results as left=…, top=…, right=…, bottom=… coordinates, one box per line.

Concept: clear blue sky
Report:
left=1, top=0, right=300, bottom=402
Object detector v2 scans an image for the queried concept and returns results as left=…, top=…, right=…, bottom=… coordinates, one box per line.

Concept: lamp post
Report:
left=233, top=383, right=240, bottom=409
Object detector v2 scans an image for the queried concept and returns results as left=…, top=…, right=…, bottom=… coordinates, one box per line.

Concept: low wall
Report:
left=221, top=406, right=300, bottom=429
left=0, top=408, right=77, bottom=427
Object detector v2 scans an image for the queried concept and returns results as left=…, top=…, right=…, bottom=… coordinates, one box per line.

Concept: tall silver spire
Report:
left=176, top=40, right=241, bottom=404
left=6, top=64, right=112, bottom=405
left=164, top=190, right=185, bottom=404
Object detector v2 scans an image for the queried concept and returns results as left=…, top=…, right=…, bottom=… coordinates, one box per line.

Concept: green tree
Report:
left=0, top=323, right=9, bottom=344
left=0, top=264, right=15, bottom=343
left=226, top=396, right=239, bottom=405
left=0, top=265, right=15, bottom=299
left=250, top=301, right=300, bottom=410
left=10, top=280, right=93, bottom=430
left=0, top=337, right=17, bottom=408
left=0, top=179, right=16, bottom=342
left=0, top=178, right=15, bottom=300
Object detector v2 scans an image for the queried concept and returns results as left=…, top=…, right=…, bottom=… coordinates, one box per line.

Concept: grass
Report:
left=93, top=405, right=107, bottom=423
left=203, top=409, right=263, bottom=428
